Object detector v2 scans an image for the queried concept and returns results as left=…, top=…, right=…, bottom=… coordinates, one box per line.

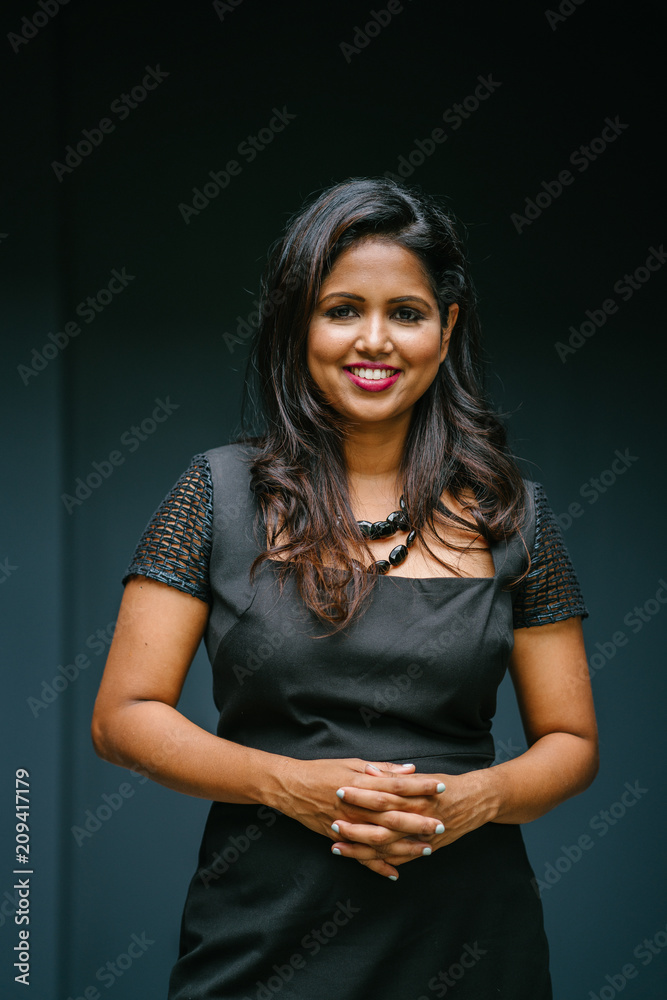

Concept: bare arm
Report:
left=486, top=614, right=599, bottom=823
left=92, top=575, right=445, bottom=879
left=91, top=575, right=291, bottom=805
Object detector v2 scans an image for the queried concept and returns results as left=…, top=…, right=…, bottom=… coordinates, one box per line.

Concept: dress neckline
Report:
left=265, top=535, right=501, bottom=584
left=374, top=533, right=500, bottom=583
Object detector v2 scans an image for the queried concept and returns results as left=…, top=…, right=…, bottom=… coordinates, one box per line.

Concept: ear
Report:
left=439, top=303, right=459, bottom=363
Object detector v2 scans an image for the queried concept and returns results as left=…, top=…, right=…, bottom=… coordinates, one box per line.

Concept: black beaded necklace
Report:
left=357, top=496, right=417, bottom=574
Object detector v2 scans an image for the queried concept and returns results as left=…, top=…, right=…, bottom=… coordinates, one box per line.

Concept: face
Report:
left=306, top=238, right=458, bottom=429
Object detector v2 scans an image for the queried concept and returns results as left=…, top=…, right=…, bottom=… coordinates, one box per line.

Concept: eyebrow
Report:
left=318, top=292, right=434, bottom=309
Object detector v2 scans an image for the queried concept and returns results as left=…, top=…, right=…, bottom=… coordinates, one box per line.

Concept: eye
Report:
left=392, top=306, right=425, bottom=323
left=324, top=304, right=358, bottom=319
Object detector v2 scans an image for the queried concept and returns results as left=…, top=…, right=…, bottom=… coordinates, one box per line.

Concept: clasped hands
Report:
left=281, top=757, right=495, bottom=881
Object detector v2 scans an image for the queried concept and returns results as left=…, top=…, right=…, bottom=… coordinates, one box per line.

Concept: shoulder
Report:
left=203, top=442, right=261, bottom=507
left=517, top=478, right=565, bottom=554
left=511, top=478, right=589, bottom=627
left=121, top=451, right=217, bottom=604
left=204, top=441, right=260, bottom=475
left=204, top=441, right=260, bottom=460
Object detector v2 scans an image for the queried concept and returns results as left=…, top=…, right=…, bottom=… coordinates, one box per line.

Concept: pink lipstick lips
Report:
left=343, top=364, right=401, bottom=393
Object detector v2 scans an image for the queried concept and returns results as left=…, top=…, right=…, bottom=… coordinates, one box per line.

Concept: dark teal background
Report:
left=2, top=1, right=666, bottom=997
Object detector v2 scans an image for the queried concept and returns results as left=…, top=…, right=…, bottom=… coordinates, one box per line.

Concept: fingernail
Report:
left=336, top=788, right=346, bottom=800
left=332, top=847, right=342, bottom=855
left=436, top=782, right=446, bottom=793
left=435, top=823, right=445, bottom=834
left=422, top=846, right=432, bottom=856
left=331, top=822, right=340, bottom=833
left=388, top=874, right=398, bottom=881
left=402, top=763, right=414, bottom=768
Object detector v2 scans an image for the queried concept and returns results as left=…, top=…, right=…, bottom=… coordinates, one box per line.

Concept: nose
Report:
left=354, top=309, right=393, bottom=356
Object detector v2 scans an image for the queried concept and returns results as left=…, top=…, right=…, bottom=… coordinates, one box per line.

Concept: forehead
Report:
left=323, top=238, right=434, bottom=294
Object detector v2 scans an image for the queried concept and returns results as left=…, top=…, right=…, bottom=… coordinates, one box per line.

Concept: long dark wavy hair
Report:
left=242, top=177, right=529, bottom=630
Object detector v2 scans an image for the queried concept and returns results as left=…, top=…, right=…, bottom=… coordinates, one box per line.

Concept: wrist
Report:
left=251, top=750, right=299, bottom=813
left=468, top=766, right=504, bottom=824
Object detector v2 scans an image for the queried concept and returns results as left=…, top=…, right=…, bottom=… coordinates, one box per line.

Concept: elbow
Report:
left=90, top=711, right=110, bottom=761
left=590, top=741, right=600, bottom=784
left=580, top=733, right=600, bottom=792
left=90, top=702, right=121, bottom=764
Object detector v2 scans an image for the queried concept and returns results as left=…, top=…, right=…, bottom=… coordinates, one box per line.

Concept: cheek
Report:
left=305, top=326, right=335, bottom=390
left=307, top=323, right=344, bottom=371
left=405, top=333, right=445, bottom=371
left=305, top=327, right=323, bottom=377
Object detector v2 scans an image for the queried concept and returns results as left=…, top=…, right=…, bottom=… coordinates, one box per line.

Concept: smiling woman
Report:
left=92, top=177, right=597, bottom=1000
left=307, top=239, right=456, bottom=412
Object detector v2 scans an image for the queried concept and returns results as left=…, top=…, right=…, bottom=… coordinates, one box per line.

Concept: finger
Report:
left=354, top=857, right=400, bottom=881
left=332, top=837, right=434, bottom=860
left=337, top=775, right=446, bottom=800
left=336, top=785, right=445, bottom=815
left=365, top=762, right=415, bottom=775
left=333, top=812, right=444, bottom=840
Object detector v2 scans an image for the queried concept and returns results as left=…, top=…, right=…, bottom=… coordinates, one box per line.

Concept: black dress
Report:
left=123, top=444, right=589, bottom=1000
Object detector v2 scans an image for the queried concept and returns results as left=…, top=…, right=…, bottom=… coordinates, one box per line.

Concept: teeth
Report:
left=349, top=367, right=398, bottom=380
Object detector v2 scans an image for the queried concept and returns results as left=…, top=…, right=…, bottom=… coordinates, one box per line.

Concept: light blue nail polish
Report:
left=331, top=822, right=340, bottom=833
left=422, top=846, right=432, bottom=856
left=435, top=823, right=445, bottom=834
left=336, top=788, right=345, bottom=800
left=332, top=847, right=342, bottom=855
left=389, top=875, right=398, bottom=881
left=402, top=763, right=414, bottom=767
left=436, top=782, right=446, bottom=793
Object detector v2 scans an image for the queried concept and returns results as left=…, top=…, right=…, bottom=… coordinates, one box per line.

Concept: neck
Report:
left=342, top=412, right=411, bottom=512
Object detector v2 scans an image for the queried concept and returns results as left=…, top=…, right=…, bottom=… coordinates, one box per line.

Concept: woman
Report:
left=92, top=177, right=598, bottom=999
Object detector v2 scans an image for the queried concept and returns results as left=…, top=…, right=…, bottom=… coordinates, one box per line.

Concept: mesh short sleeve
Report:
left=122, top=453, right=213, bottom=604
left=512, top=482, right=589, bottom=628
